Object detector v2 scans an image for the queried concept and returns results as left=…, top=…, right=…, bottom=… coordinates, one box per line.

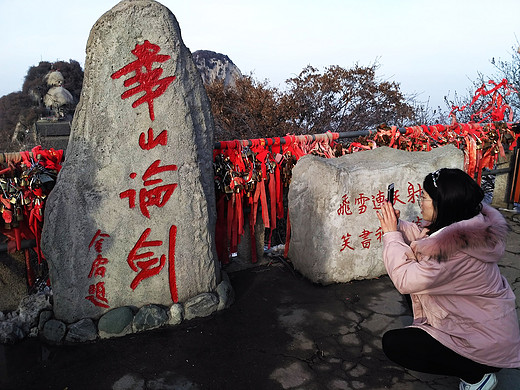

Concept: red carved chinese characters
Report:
left=337, top=182, right=422, bottom=252
left=87, top=283, right=108, bottom=308
left=127, top=225, right=178, bottom=303
left=139, top=128, right=168, bottom=150
left=354, top=193, right=370, bottom=214
left=393, top=189, right=406, bottom=205
left=359, top=229, right=373, bottom=249
left=112, top=39, right=179, bottom=303
left=371, top=190, right=386, bottom=210
left=111, top=40, right=176, bottom=121
left=375, top=227, right=383, bottom=242
left=85, top=230, right=110, bottom=308
left=121, top=139, right=179, bottom=301
left=337, top=194, right=353, bottom=215
left=407, top=182, right=422, bottom=204
left=127, top=228, right=165, bottom=289
left=340, top=234, right=354, bottom=252
left=88, top=256, right=108, bottom=278
left=119, top=160, right=178, bottom=218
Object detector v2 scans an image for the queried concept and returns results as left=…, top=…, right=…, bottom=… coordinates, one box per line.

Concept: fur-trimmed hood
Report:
left=411, top=204, right=509, bottom=262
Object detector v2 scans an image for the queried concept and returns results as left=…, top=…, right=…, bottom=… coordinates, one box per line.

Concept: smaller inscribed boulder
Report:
left=288, top=145, right=463, bottom=284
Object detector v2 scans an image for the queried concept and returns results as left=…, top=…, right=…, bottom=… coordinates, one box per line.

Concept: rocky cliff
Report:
left=192, top=50, right=243, bottom=86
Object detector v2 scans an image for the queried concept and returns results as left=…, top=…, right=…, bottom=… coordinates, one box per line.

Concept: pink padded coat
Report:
left=382, top=204, right=520, bottom=368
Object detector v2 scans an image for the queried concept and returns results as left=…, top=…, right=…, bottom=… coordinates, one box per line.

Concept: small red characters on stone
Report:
left=340, top=233, right=355, bottom=252
left=337, top=194, right=353, bottom=216
left=359, top=229, right=373, bottom=249
left=86, top=229, right=111, bottom=308
left=86, top=282, right=109, bottom=308
left=354, top=193, right=370, bottom=214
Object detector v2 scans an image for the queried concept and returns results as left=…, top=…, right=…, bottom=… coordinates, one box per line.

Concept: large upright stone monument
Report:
left=288, top=145, right=464, bottom=285
left=42, top=0, right=219, bottom=323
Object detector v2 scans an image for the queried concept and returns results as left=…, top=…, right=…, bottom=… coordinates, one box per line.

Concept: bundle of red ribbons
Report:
left=367, top=120, right=517, bottom=185
left=213, top=133, right=339, bottom=264
left=0, top=146, right=63, bottom=286
left=362, top=79, right=519, bottom=184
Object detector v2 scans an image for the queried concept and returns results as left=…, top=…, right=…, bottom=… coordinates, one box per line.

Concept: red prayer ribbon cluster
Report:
left=357, top=80, right=519, bottom=184
left=360, top=120, right=517, bottom=185
left=213, top=80, right=519, bottom=264
left=213, top=132, right=340, bottom=263
left=0, top=146, right=63, bottom=286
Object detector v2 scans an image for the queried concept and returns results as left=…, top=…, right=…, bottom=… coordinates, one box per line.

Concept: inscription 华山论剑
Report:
left=111, top=39, right=179, bottom=303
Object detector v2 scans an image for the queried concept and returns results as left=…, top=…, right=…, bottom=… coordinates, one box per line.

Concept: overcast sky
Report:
left=1, top=0, right=518, bottom=110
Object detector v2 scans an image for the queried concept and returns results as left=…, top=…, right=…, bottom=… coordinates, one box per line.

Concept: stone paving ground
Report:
left=0, top=210, right=519, bottom=390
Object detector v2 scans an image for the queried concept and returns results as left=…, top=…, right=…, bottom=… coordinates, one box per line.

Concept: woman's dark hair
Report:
left=423, top=168, right=484, bottom=234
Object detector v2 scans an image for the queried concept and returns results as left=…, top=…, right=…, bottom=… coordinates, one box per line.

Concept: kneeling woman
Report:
left=376, top=168, right=520, bottom=390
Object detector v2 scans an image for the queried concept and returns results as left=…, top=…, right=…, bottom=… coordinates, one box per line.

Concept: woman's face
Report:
left=420, top=190, right=435, bottom=222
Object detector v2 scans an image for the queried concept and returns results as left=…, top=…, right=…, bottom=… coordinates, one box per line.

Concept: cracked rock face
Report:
left=192, top=50, right=242, bottom=87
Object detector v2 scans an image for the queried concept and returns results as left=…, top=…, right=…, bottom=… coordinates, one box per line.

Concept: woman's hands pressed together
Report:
left=377, top=201, right=399, bottom=233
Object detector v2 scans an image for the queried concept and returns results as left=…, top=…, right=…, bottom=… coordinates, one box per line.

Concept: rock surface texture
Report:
left=288, top=145, right=464, bottom=284
left=42, top=0, right=219, bottom=323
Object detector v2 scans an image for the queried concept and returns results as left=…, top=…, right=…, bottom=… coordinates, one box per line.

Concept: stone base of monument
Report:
left=0, top=273, right=234, bottom=345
